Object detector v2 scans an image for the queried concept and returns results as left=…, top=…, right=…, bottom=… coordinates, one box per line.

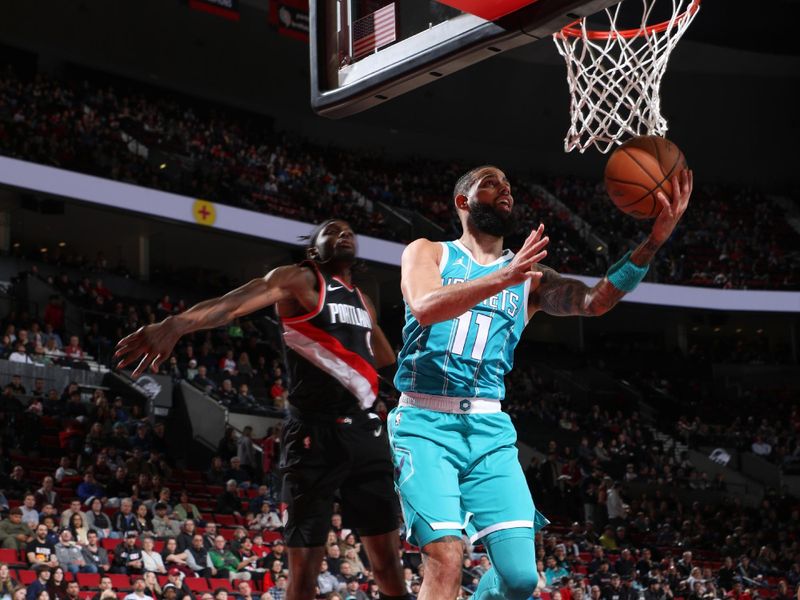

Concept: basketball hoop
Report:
left=553, top=0, right=700, bottom=154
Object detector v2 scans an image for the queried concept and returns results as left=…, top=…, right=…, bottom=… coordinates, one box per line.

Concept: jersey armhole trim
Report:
left=278, top=262, right=327, bottom=324
left=439, top=242, right=450, bottom=275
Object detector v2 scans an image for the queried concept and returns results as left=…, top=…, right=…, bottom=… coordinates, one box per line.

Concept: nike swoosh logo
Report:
left=327, top=284, right=343, bottom=291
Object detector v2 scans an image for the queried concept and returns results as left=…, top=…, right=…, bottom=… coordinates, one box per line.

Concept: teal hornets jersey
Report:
left=395, top=240, right=530, bottom=400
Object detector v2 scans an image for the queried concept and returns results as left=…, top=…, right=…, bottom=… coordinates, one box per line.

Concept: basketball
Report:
left=604, top=136, right=688, bottom=219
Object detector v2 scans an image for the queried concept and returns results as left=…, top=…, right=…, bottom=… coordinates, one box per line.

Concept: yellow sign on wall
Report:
left=192, top=199, right=216, bottom=226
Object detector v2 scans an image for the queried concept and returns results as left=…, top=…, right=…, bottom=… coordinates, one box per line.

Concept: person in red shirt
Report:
left=64, top=336, right=84, bottom=360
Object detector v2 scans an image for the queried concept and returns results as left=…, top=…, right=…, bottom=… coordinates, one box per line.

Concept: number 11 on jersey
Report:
left=450, top=310, right=492, bottom=360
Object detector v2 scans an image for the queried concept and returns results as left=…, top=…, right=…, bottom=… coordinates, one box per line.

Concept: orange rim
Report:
left=556, top=0, right=700, bottom=40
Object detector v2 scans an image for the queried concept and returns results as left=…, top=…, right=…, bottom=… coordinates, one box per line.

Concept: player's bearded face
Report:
left=467, top=198, right=515, bottom=237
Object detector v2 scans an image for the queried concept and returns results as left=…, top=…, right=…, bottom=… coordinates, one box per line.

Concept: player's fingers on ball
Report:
left=532, top=250, right=548, bottom=264
left=657, top=192, right=671, bottom=215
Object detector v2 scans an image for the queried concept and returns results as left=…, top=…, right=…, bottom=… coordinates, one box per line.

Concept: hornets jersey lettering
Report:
left=279, top=261, right=378, bottom=413
left=395, top=240, right=530, bottom=399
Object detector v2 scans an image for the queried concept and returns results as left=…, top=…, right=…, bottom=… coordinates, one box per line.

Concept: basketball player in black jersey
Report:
left=114, top=219, right=409, bottom=600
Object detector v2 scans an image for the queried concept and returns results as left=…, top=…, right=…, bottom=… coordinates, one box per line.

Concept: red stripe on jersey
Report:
left=279, top=263, right=326, bottom=325
left=284, top=320, right=378, bottom=407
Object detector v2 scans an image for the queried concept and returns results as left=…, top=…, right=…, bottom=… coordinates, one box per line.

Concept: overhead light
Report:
left=58, top=241, right=67, bottom=247
left=713, top=327, right=720, bottom=332
left=757, top=328, right=764, bottom=334
left=12, top=242, right=20, bottom=248
left=159, top=163, right=167, bottom=170
left=596, top=245, right=604, bottom=252
left=736, top=328, right=742, bottom=333
left=40, top=247, right=48, bottom=253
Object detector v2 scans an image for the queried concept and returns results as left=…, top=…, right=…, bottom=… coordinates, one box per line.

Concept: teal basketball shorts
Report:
left=387, top=396, right=548, bottom=548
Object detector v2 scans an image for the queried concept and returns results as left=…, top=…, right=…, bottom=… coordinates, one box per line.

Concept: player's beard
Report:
left=467, top=200, right=515, bottom=237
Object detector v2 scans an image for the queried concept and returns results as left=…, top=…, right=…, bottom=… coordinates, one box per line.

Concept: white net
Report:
left=552, top=0, right=700, bottom=154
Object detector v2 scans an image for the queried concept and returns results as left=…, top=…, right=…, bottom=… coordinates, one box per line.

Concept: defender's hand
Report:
left=114, top=318, right=182, bottom=378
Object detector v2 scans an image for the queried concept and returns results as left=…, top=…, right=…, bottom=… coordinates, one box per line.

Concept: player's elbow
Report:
left=407, top=300, right=435, bottom=327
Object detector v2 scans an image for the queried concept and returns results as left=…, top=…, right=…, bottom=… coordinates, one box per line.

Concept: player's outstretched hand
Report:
left=114, top=318, right=182, bottom=379
left=504, top=224, right=549, bottom=285
left=652, top=168, right=692, bottom=243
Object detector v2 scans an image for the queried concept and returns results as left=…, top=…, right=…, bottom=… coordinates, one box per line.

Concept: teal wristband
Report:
left=606, top=251, right=649, bottom=292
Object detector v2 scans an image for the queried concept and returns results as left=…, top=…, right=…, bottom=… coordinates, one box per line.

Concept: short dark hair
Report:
left=453, top=165, right=498, bottom=200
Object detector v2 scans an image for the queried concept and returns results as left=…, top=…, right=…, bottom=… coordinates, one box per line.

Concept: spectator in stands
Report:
left=185, top=534, right=216, bottom=578
left=54, top=458, right=78, bottom=484
left=77, top=472, right=106, bottom=505
left=260, top=540, right=286, bottom=573
left=20, top=492, right=39, bottom=527
left=160, top=541, right=189, bottom=575
left=63, top=337, right=84, bottom=361
left=9, top=343, right=34, bottom=364
left=62, top=581, right=79, bottom=600
left=226, top=458, right=250, bottom=488
left=206, top=457, right=227, bottom=487
left=173, top=491, right=201, bottom=524
left=247, top=502, right=281, bottom=532
left=218, top=380, right=238, bottom=407
left=317, top=559, right=338, bottom=596
left=175, top=521, right=196, bottom=554
left=85, top=498, right=112, bottom=539
left=24, top=565, right=50, bottom=600
left=55, top=530, right=95, bottom=575
left=90, top=575, right=116, bottom=600
left=152, top=503, right=181, bottom=538
left=106, top=468, right=133, bottom=505
left=236, top=581, right=255, bottom=600
left=201, top=524, right=218, bottom=550
left=112, top=531, right=144, bottom=575
left=141, top=536, right=166, bottom=574
left=2, top=467, right=27, bottom=499
left=123, top=577, right=153, bottom=600
left=111, top=498, right=137, bottom=537
left=0, top=508, right=33, bottom=551
left=26, top=524, right=58, bottom=568
left=209, top=535, right=253, bottom=582
left=0, top=563, right=18, bottom=599
left=237, top=427, right=257, bottom=480
left=216, top=480, right=243, bottom=516
left=603, top=573, right=631, bottom=600
left=132, top=503, right=154, bottom=537
left=66, top=513, right=89, bottom=545
left=47, top=566, right=67, bottom=600
left=192, top=366, right=216, bottom=393
left=343, top=577, right=367, bottom=600
left=59, top=500, right=87, bottom=531
left=237, top=385, right=255, bottom=408
left=82, top=530, right=110, bottom=573
left=751, top=436, right=772, bottom=457
left=34, top=477, right=58, bottom=510
left=141, top=572, right=161, bottom=600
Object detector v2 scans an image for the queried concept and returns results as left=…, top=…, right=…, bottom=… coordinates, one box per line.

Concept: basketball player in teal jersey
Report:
left=390, top=165, right=692, bottom=600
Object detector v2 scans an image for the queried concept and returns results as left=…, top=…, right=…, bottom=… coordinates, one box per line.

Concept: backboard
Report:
left=310, top=0, right=621, bottom=118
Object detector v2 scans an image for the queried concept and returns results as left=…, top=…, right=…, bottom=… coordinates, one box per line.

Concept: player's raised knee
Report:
left=500, top=565, right=539, bottom=600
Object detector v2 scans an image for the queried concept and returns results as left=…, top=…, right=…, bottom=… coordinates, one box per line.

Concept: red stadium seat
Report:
left=214, top=515, right=237, bottom=526
left=79, top=592, right=96, bottom=600
left=77, top=573, right=101, bottom=588
left=18, top=570, right=37, bottom=585
left=109, top=574, right=132, bottom=590
left=102, top=538, right=124, bottom=551
left=0, top=549, right=24, bottom=566
left=208, top=578, right=235, bottom=592
left=184, top=578, right=211, bottom=592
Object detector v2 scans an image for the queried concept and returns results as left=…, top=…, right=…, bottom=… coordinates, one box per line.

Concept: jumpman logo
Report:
left=453, top=257, right=466, bottom=268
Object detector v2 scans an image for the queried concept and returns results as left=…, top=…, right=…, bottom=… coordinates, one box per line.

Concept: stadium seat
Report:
left=0, top=549, right=24, bottom=566
left=184, top=578, right=211, bottom=592
left=214, top=514, right=237, bottom=526
left=18, top=570, right=37, bottom=585
left=77, top=573, right=101, bottom=588
left=101, top=538, right=124, bottom=551
left=109, top=574, right=132, bottom=590
left=208, top=578, right=235, bottom=592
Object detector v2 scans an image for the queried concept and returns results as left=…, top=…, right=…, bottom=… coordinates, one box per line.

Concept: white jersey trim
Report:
left=469, top=520, right=534, bottom=543
left=283, top=327, right=376, bottom=409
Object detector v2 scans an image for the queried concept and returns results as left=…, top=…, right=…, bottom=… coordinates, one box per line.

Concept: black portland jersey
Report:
left=279, top=261, right=377, bottom=414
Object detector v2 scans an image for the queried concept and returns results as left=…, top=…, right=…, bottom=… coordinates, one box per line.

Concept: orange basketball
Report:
left=604, top=135, right=688, bottom=219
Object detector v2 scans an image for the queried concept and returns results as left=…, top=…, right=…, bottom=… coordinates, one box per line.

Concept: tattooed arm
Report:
left=530, top=168, right=693, bottom=318
left=529, top=235, right=661, bottom=317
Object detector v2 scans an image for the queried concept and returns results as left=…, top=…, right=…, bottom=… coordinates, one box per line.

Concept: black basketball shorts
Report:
left=279, top=409, right=400, bottom=547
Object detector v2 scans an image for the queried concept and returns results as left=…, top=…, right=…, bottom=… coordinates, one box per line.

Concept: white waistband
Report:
left=398, top=392, right=501, bottom=414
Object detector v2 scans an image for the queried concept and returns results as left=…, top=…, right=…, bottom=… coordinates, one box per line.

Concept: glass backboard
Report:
left=310, top=0, right=620, bottom=118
